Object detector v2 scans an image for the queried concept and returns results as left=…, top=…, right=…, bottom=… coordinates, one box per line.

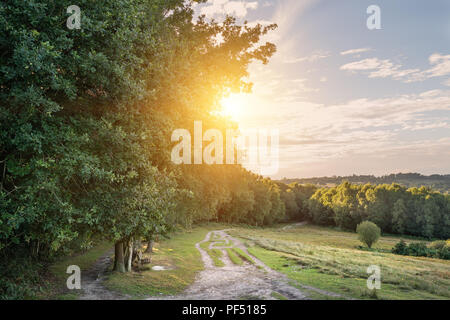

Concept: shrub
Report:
left=429, top=240, right=447, bottom=250
left=391, top=240, right=450, bottom=260
left=356, top=221, right=381, bottom=248
left=437, top=247, right=450, bottom=260
left=408, top=242, right=429, bottom=257
left=392, top=239, right=408, bottom=255
left=0, top=252, right=43, bottom=299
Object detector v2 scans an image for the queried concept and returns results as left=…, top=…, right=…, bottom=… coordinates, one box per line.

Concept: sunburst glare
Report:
left=220, top=94, right=246, bottom=121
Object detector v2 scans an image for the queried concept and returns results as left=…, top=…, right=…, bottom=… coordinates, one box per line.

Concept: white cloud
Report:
left=284, top=51, right=330, bottom=64
left=402, top=121, right=449, bottom=131
left=340, top=58, right=419, bottom=80
left=340, top=53, right=450, bottom=83
left=340, top=48, right=372, bottom=56
left=419, top=89, right=442, bottom=98
left=341, top=58, right=386, bottom=71
left=426, top=53, right=450, bottom=77
left=443, top=78, right=450, bottom=87
left=237, top=88, right=450, bottom=178
left=200, top=0, right=259, bottom=18
left=245, top=63, right=319, bottom=103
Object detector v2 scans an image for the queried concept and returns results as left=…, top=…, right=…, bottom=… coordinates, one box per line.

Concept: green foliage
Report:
left=392, top=239, right=450, bottom=260
left=280, top=188, right=299, bottom=220
left=176, top=165, right=286, bottom=226
left=0, top=251, right=43, bottom=299
left=356, top=221, right=381, bottom=248
left=280, top=173, right=450, bottom=193
left=437, top=246, right=450, bottom=260
left=392, top=198, right=407, bottom=234
left=392, top=239, right=408, bottom=255
left=429, top=240, right=447, bottom=250
left=1, top=0, right=184, bottom=256
left=268, top=182, right=317, bottom=223
left=407, top=242, right=430, bottom=257
left=306, top=182, right=450, bottom=239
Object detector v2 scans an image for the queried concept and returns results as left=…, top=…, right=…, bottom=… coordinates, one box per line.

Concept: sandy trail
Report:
left=149, top=230, right=310, bottom=300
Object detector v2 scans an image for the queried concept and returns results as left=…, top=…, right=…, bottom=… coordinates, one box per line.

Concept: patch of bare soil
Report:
left=79, top=250, right=129, bottom=300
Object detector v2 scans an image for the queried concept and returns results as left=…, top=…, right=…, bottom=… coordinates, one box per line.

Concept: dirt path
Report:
left=149, top=230, right=311, bottom=300
left=81, top=228, right=348, bottom=300
left=79, top=250, right=129, bottom=300
left=281, top=221, right=308, bottom=230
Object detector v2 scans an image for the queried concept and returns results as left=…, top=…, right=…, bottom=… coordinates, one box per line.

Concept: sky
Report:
left=194, top=0, right=450, bottom=179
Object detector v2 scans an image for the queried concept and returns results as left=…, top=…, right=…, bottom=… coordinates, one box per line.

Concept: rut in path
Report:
left=149, top=230, right=328, bottom=300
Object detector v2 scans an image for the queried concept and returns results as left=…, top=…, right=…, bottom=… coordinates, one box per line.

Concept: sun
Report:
left=220, top=94, right=245, bottom=121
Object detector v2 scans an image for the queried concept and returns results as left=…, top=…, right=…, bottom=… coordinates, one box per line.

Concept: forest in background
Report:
left=280, top=173, right=450, bottom=194
left=281, top=182, right=449, bottom=240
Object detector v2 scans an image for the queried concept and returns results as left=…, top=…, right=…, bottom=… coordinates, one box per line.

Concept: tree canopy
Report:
left=0, top=0, right=282, bottom=296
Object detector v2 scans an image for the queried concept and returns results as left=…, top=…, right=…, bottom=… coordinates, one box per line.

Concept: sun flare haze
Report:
left=220, top=94, right=247, bottom=121
left=199, top=0, right=450, bottom=179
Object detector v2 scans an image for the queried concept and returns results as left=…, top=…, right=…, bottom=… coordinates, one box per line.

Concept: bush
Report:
left=437, top=247, right=450, bottom=260
left=392, top=239, right=408, bottom=255
left=407, top=242, right=429, bottom=257
left=391, top=240, right=450, bottom=260
left=356, top=221, right=381, bottom=248
left=0, top=251, right=44, bottom=299
left=429, top=240, right=447, bottom=250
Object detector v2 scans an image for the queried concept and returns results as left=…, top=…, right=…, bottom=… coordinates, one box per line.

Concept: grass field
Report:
left=229, top=224, right=450, bottom=300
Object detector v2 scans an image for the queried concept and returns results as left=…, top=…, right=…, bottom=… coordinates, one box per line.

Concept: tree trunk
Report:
left=145, top=240, right=154, bottom=253
left=126, top=240, right=133, bottom=272
left=113, top=241, right=126, bottom=273
left=132, top=241, right=143, bottom=265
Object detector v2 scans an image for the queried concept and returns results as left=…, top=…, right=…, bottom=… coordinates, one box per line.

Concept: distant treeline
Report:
left=279, top=182, right=450, bottom=240
left=175, top=165, right=286, bottom=227
left=279, top=173, right=450, bottom=193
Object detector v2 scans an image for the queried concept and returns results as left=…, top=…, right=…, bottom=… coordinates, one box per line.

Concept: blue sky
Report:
left=195, top=0, right=450, bottom=178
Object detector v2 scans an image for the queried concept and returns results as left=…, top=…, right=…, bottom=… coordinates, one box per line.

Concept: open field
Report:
left=229, top=224, right=450, bottom=300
